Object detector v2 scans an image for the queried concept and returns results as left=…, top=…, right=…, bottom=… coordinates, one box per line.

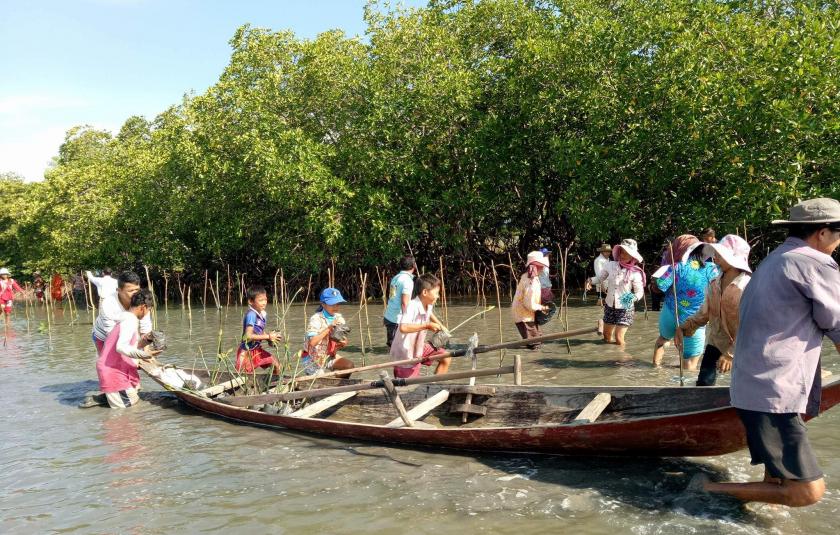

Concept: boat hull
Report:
left=161, top=378, right=840, bottom=457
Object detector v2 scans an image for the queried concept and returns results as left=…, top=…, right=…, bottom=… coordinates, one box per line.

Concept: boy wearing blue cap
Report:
left=301, top=287, right=355, bottom=377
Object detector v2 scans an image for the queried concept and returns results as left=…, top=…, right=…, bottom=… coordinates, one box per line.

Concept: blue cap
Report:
left=540, top=247, right=551, bottom=255
left=319, top=287, right=347, bottom=305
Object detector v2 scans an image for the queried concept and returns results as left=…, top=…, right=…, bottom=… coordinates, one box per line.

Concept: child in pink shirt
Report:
left=96, top=289, right=160, bottom=408
left=390, top=273, right=449, bottom=379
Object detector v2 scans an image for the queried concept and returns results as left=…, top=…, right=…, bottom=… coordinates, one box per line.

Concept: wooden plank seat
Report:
left=571, top=393, right=611, bottom=424
left=290, top=391, right=358, bottom=418
left=386, top=390, right=450, bottom=428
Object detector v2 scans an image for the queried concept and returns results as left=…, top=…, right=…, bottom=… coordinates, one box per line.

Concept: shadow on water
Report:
left=40, top=380, right=180, bottom=408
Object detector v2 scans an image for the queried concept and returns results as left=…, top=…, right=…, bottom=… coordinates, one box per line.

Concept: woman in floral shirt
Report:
left=652, top=234, right=719, bottom=369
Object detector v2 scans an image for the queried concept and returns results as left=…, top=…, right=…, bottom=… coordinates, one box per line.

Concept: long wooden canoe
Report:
left=140, top=361, right=840, bottom=457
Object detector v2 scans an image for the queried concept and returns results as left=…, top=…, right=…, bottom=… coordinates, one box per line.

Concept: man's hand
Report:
left=680, top=323, right=697, bottom=338
left=426, top=321, right=442, bottom=332
left=585, top=280, right=593, bottom=291
left=717, top=354, right=733, bottom=373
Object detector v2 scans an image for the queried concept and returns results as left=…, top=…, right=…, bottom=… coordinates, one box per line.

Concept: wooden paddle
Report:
left=277, top=325, right=599, bottom=385
left=220, top=363, right=518, bottom=407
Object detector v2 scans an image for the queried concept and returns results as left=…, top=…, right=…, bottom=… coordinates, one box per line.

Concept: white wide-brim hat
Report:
left=526, top=251, right=549, bottom=268
left=0, top=268, right=10, bottom=276
left=612, top=239, right=643, bottom=263
left=703, top=234, right=752, bottom=273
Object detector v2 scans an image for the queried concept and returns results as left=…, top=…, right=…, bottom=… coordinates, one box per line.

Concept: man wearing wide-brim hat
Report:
left=702, top=198, right=840, bottom=506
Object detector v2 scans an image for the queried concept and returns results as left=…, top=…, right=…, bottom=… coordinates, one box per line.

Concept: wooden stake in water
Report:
left=143, top=265, right=157, bottom=330
left=163, top=271, right=169, bottom=316
left=303, top=274, right=312, bottom=330
left=491, top=260, right=505, bottom=366
left=203, top=270, right=208, bottom=312
left=439, top=256, right=449, bottom=326
left=187, top=285, right=193, bottom=335
left=668, top=241, right=685, bottom=387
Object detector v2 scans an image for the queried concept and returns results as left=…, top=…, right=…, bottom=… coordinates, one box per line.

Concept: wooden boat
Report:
left=139, top=359, right=840, bottom=457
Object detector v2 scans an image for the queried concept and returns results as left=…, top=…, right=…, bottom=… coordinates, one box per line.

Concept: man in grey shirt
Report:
left=703, top=198, right=840, bottom=506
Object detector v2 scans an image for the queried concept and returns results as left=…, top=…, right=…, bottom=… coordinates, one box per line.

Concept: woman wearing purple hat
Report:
left=680, top=235, right=752, bottom=386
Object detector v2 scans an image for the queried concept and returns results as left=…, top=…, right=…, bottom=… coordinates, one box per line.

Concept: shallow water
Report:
left=2, top=298, right=839, bottom=534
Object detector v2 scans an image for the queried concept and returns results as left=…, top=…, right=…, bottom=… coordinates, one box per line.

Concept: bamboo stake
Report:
left=303, top=274, right=312, bottom=330
left=280, top=269, right=287, bottom=341
left=560, top=244, right=572, bottom=354
left=507, top=252, right=515, bottom=300
left=143, top=265, right=157, bottom=330
left=203, top=270, right=208, bottom=311
left=357, top=271, right=366, bottom=361
left=273, top=268, right=281, bottom=329
left=187, top=285, right=193, bottom=335
left=163, top=271, right=169, bottom=316
left=439, top=256, right=449, bottom=326
left=362, top=272, right=373, bottom=349
left=226, top=264, right=232, bottom=307
left=491, top=260, right=505, bottom=366
left=668, top=241, right=685, bottom=387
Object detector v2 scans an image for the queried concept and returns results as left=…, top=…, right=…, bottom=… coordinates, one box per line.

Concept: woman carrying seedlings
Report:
left=511, top=251, right=550, bottom=350
left=596, top=239, right=645, bottom=345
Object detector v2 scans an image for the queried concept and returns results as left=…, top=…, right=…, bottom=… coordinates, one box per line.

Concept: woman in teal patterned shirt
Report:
left=652, top=234, right=719, bottom=369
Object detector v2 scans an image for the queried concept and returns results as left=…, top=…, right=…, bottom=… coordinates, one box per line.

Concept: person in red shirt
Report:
left=0, top=268, right=24, bottom=323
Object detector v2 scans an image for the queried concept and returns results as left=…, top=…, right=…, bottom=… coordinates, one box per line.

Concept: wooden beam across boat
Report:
left=220, top=364, right=516, bottom=407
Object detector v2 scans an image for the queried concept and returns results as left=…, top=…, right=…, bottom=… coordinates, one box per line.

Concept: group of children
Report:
left=235, top=255, right=452, bottom=384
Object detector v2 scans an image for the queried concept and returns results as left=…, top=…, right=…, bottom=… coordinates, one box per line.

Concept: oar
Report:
left=276, top=325, right=598, bottom=385
left=221, top=362, right=519, bottom=407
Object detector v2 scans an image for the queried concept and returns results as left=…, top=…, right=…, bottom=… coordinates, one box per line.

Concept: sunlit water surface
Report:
left=2, top=298, right=839, bottom=534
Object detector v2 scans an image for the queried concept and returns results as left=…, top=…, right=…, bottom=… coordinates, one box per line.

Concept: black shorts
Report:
left=737, top=409, right=823, bottom=482
left=603, top=304, right=634, bottom=327
left=383, top=318, right=398, bottom=347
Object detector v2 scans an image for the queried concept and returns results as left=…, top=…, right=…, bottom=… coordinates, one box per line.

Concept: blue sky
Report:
left=0, top=0, right=426, bottom=181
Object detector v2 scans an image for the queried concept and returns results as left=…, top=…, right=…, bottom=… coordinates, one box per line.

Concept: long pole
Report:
left=668, top=242, right=685, bottom=386
left=222, top=364, right=518, bottom=407
left=280, top=325, right=598, bottom=384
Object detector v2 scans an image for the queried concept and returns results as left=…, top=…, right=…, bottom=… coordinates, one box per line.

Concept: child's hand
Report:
left=268, top=331, right=282, bottom=343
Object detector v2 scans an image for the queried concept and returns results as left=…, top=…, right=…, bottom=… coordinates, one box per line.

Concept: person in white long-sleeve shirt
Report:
left=86, top=268, right=118, bottom=301
left=585, top=244, right=612, bottom=296
left=92, top=271, right=152, bottom=356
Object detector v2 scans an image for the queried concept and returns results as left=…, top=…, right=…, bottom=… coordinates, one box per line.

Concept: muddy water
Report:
left=2, top=298, right=839, bottom=534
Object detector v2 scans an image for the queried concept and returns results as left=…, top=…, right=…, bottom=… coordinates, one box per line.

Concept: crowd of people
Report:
left=2, top=197, right=838, bottom=509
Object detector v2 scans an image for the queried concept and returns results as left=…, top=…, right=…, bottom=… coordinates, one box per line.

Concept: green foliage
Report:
left=3, top=0, right=838, bottom=281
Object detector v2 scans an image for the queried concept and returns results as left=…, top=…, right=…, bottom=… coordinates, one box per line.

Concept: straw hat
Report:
left=702, top=234, right=752, bottom=273
left=772, top=198, right=840, bottom=225
left=597, top=243, right=612, bottom=253
left=612, top=239, right=643, bottom=263
left=526, top=251, right=549, bottom=268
